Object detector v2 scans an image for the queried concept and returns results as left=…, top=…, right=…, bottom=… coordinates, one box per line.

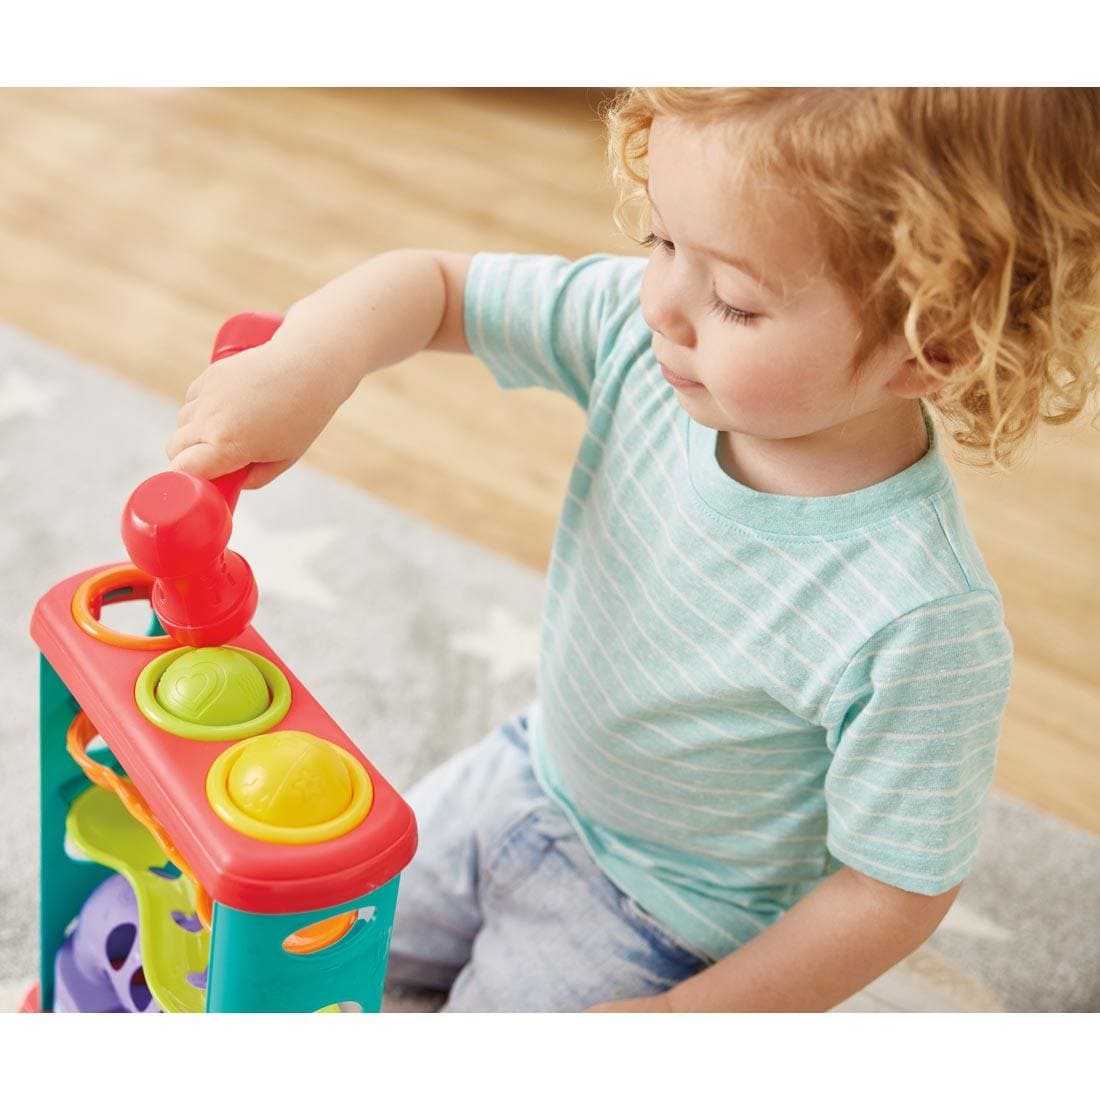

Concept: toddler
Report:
left=167, top=88, right=1100, bottom=1011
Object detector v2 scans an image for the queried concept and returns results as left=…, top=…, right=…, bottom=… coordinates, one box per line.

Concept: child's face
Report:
left=639, top=116, right=908, bottom=442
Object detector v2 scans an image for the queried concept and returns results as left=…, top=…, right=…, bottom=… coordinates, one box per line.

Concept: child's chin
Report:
left=677, top=399, right=728, bottom=432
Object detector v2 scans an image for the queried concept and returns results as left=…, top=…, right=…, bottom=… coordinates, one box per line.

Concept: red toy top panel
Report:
left=32, top=565, right=417, bottom=916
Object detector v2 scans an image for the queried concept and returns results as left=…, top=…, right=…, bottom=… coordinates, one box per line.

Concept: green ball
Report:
left=155, top=647, right=270, bottom=727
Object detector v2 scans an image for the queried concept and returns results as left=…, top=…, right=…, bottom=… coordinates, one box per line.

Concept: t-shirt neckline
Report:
left=685, top=405, right=950, bottom=537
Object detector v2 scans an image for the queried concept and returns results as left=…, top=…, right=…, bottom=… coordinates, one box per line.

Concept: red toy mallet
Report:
left=120, top=313, right=283, bottom=648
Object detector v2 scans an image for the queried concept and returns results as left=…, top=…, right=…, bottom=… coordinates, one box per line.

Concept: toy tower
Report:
left=28, top=315, right=417, bottom=1013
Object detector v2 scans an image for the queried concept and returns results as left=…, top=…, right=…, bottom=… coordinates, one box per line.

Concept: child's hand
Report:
left=166, top=337, right=354, bottom=490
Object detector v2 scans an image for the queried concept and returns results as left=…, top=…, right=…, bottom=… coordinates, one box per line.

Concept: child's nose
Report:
left=641, top=269, right=695, bottom=349
left=644, top=301, right=695, bottom=349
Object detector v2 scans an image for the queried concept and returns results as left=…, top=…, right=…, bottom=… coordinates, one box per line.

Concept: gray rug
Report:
left=1, top=321, right=1097, bottom=1012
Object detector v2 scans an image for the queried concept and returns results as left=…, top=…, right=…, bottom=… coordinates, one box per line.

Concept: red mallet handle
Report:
left=207, top=311, right=284, bottom=512
left=119, top=312, right=283, bottom=647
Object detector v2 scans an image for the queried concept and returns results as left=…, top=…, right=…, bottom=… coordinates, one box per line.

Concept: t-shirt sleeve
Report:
left=463, top=251, right=647, bottom=409
left=821, top=591, right=1014, bottom=895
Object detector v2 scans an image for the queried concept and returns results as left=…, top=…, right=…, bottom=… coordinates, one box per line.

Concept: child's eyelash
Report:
left=642, top=233, right=757, bottom=326
left=641, top=231, right=673, bottom=252
left=707, top=295, right=756, bottom=326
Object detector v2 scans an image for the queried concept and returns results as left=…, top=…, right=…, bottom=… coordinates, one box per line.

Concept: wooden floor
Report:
left=2, top=88, right=1096, bottom=832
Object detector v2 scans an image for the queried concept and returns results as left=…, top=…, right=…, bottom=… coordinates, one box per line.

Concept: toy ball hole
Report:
left=186, top=970, right=208, bottom=991
left=170, top=910, right=204, bottom=933
left=129, top=967, right=154, bottom=1012
left=282, top=909, right=360, bottom=956
left=96, top=588, right=164, bottom=638
left=149, top=862, right=182, bottom=880
left=106, top=923, right=137, bottom=971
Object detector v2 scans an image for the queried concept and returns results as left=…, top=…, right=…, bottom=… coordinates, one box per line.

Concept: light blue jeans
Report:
left=386, top=712, right=709, bottom=1011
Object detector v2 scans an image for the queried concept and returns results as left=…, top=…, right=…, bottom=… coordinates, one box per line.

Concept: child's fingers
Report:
left=167, top=435, right=251, bottom=482
left=168, top=445, right=290, bottom=490
left=242, top=460, right=293, bottom=489
left=165, top=421, right=203, bottom=463
left=175, top=398, right=197, bottom=427
left=183, top=375, right=207, bottom=404
left=167, top=440, right=228, bottom=479
left=167, top=429, right=290, bottom=488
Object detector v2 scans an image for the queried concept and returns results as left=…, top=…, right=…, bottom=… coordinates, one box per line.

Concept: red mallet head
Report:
left=121, top=470, right=257, bottom=647
left=120, top=311, right=283, bottom=646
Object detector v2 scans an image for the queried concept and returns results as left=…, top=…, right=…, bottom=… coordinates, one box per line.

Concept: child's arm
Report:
left=588, top=867, right=961, bottom=1012
left=166, top=249, right=472, bottom=487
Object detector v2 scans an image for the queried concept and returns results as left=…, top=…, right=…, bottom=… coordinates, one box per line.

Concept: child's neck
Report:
left=715, top=398, right=930, bottom=498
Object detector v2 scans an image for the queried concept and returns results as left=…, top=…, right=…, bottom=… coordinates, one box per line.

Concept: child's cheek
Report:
left=710, top=355, right=824, bottom=435
left=713, top=357, right=792, bottom=417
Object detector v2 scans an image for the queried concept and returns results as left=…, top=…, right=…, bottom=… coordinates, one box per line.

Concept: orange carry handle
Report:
left=67, top=711, right=212, bottom=928
left=66, top=712, right=357, bottom=952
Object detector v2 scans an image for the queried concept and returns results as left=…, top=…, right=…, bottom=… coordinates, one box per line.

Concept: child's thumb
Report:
left=241, top=460, right=293, bottom=489
left=168, top=441, right=240, bottom=482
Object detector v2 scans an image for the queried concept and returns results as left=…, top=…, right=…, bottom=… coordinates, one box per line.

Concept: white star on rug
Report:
left=939, top=900, right=1013, bottom=942
left=0, top=368, right=62, bottom=424
left=228, top=512, right=341, bottom=610
left=451, top=606, right=539, bottom=683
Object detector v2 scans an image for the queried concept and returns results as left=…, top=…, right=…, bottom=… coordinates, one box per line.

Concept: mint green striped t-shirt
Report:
left=463, top=251, right=1015, bottom=963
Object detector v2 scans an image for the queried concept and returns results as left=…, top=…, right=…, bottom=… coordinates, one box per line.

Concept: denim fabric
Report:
left=386, top=713, right=709, bottom=1012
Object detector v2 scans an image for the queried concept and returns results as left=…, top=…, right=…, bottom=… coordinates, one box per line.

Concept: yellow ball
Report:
left=226, top=731, right=353, bottom=828
left=155, top=647, right=269, bottom=727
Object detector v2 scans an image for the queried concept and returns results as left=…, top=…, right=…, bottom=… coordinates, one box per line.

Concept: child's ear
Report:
left=886, top=348, right=951, bottom=399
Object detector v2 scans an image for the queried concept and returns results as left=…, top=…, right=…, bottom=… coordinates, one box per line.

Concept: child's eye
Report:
left=708, top=294, right=757, bottom=326
left=642, top=231, right=757, bottom=325
left=641, top=231, right=674, bottom=253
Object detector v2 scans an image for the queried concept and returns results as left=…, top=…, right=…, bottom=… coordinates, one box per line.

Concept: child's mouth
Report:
left=660, top=363, right=705, bottom=391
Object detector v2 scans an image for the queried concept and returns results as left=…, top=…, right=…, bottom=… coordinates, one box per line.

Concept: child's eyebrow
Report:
left=647, top=188, right=780, bottom=297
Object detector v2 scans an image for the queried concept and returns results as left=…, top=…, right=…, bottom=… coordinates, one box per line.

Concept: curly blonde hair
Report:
left=603, top=88, right=1100, bottom=466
